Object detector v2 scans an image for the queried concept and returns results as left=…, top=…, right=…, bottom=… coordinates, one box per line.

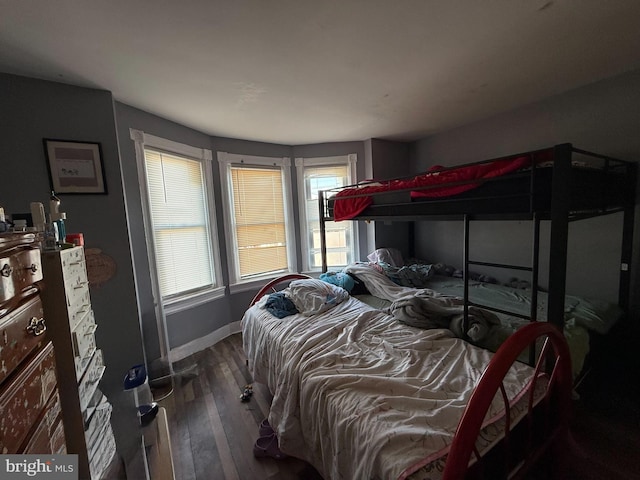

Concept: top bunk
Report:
left=319, top=143, right=637, bottom=222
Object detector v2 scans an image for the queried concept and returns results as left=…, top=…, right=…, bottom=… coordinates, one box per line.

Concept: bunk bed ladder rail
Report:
left=619, top=161, right=637, bottom=312
left=546, top=144, right=572, bottom=332
left=463, top=213, right=542, bottom=365
left=319, top=189, right=328, bottom=272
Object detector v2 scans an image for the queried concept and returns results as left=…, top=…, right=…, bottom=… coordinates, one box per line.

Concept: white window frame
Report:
left=130, top=129, right=225, bottom=317
left=295, top=154, right=358, bottom=273
left=218, top=152, right=297, bottom=293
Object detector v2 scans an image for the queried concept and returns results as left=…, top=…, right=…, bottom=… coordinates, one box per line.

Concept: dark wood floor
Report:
left=159, top=333, right=322, bottom=480
left=159, top=333, right=640, bottom=480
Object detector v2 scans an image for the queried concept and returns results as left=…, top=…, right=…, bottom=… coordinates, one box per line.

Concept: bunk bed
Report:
left=319, top=143, right=637, bottom=337
left=240, top=144, right=635, bottom=478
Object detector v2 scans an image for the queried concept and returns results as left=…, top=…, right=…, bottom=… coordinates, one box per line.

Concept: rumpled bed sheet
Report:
left=243, top=294, right=534, bottom=480
left=345, top=264, right=499, bottom=342
left=349, top=264, right=593, bottom=377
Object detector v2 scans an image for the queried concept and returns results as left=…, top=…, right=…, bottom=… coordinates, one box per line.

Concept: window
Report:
left=131, top=130, right=223, bottom=313
left=295, top=154, right=358, bottom=272
left=218, top=152, right=296, bottom=289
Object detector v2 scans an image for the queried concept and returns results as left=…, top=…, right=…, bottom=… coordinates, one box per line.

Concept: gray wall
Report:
left=0, top=73, right=144, bottom=463
left=366, top=139, right=413, bottom=258
left=410, top=68, right=640, bottom=317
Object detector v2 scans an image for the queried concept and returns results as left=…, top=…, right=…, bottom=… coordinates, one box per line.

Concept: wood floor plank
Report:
left=220, top=337, right=254, bottom=386
left=203, top=393, right=241, bottom=480
left=181, top=376, right=196, bottom=403
left=185, top=395, right=225, bottom=480
left=162, top=374, right=197, bottom=480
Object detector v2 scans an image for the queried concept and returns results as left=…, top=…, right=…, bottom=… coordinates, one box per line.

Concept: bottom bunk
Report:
left=242, top=274, right=572, bottom=479
left=344, top=261, right=621, bottom=380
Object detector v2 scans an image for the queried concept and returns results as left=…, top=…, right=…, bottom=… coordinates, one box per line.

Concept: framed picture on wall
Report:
left=44, top=139, right=107, bottom=194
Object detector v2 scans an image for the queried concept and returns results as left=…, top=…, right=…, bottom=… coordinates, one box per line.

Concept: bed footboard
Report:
left=443, top=322, right=572, bottom=480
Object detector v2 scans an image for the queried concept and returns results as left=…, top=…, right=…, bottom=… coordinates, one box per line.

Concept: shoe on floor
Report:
left=253, top=433, right=288, bottom=460
left=259, top=418, right=274, bottom=437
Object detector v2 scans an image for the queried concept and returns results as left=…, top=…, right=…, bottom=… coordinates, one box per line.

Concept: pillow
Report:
left=565, top=295, right=623, bottom=335
left=319, top=271, right=355, bottom=292
left=378, top=261, right=435, bottom=288
left=367, top=248, right=404, bottom=267
left=288, top=279, right=349, bottom=316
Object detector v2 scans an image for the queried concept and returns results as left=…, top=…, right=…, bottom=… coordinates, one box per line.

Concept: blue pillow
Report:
left=319, top=271, right=355, bottom=292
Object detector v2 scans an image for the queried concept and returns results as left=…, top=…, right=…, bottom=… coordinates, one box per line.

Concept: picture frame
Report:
left=44, top=139, right=107, bottom=194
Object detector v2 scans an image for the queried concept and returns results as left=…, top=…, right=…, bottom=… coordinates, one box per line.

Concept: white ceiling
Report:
left=2, top=1, right=640, bottom=145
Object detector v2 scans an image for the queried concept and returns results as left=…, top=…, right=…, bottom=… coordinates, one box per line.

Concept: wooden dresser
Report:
left=41, top=246, right=117, bottom=480
left=0, top=232, right=66, bottom=455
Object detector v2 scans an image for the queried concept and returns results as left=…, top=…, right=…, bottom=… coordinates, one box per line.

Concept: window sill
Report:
left=164, top=286, right=226, bottom=315
left=300, top=270, right=321, bottom=278
left=228, top=274, right=299, bottom=295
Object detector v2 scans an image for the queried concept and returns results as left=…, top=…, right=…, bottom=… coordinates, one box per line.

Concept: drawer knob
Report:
left=26, top=316, right=47, bottom=336
left=1, top=264, right=13, bottom=277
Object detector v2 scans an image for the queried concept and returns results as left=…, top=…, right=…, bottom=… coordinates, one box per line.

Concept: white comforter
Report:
left=243, top=276, right=534, bottom=480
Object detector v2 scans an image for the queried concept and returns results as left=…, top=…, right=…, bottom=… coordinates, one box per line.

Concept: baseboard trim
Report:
left=168, top=321, right=242, bottom=363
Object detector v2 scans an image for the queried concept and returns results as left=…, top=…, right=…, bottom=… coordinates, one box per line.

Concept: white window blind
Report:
left=145, top=149, right=214, bottom=297
left=230, top=165, right=288, bottom=278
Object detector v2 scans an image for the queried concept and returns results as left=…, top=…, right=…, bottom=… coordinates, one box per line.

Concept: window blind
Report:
left=145, top=149, right=213, bottom=297
left=230, top=165, right=288, bottom=278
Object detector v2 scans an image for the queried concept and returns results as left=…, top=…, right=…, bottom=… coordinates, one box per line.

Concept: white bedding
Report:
left=346, top=263, right=591, bottom=377
left=243, top=281, right=536, bottom=480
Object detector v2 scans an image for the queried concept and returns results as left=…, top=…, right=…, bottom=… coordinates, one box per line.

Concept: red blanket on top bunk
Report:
left=332, top=154, right=539, bottom=221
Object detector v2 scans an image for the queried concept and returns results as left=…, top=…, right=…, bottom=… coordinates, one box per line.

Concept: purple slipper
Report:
left=253, top=433, right=288, bottom=460
left=259, top=418, right=274, bottom=437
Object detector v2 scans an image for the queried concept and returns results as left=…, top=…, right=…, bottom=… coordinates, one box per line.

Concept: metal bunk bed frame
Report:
left=318, top=143, right=637, bottom=335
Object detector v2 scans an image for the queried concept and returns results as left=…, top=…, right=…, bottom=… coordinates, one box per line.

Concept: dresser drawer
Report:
left=0, top=294, right=47, bottom=385
left=87, top=406, right=112, bottom=463
left=51, top=419, right=67, bottom=454
left=89, top=423, right=116, bottom=480
left=66, top=286, right=91, bottom=332
left=0, top=341, right=57, bottom=454
left=72, top=310, right=97, bottom=378
left=0, top=233, right=38, bottom=252
left=85, top=394, right=112, bottom=450
left=0, top=247, right=43, bottom=303
left=28, top=417, right=67, bottom=455
left=59, top=247, right=87, bottom=285
left=83, top=386, right=106, bottom=425
left=78, top=349, right=105, bottom=411
left=65, top=278, right=90, bottom=310
left=21, top=390, right=65, bottom=454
